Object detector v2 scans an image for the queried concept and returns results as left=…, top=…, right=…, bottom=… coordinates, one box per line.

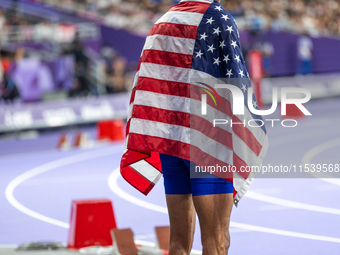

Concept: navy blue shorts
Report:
left=159, top=154, right=233, bottom=196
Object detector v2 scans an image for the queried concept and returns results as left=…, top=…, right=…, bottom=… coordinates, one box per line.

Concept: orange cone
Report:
left=57, top=134, right=70, bottom=150
left=73, top=132, right=89, bottom=148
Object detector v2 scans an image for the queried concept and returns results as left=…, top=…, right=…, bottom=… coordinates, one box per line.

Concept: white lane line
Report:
left=245, top=191, right=340, bottom=215
left=108, top=168, right=340, bottom=243
left=301, top=137, right=340, bottom=186
left=5, top=148, right=121, bottom=228
left=0, top=244, right=18, bottom=248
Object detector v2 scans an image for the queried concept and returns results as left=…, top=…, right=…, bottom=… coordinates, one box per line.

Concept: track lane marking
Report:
left=5, top=147, right=121, bottom=228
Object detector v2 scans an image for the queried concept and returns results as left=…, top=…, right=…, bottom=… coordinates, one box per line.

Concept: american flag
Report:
left=120, top=0, right=268, bottom=205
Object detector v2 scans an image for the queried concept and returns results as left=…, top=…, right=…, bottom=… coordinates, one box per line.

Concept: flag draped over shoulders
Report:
left=120, top=0, right=268, bottom=205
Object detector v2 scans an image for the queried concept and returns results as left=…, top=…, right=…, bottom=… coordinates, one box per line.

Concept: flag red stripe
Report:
left=132, top=105, right=233, bottom=150
left=169, top=1, right=210, bottom=14
left=232, top=116, right=262, bottom=156
left=138, top=50, right=192, bottom=70
left=148, top=23, right=198, bottom=39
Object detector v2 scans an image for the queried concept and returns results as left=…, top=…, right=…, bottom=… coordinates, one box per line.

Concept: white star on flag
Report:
left=247, top=72, right=250, bottom=78
left=195, top=50, right=203, bottom=58
left=206, top=17, right=214, bottom=24
left=213, top=57, right=221, bottom=66
left=235, top=54, right=241, bottom=63
left=226, top=26, right=233, bottom=33
left=199, top=33, right=208, bottom=41
left=223, top=55, right=230, bottom=63
left=231, top=40, right=238, bottom=48
left=213, top=27, right=221, bottom=35
left=253, top=100, right=258, bottom=108
left=215, top=6, right=222, bottom=11
left=219, top=40, right=226, bottom=49
left=226, top=69, right=233, bottom=78
left=241, top=84, right=247, bottom=92
left=221, top=14, right=229, bottom=21
left=207, top=44, right=216, bottom=53
left=239, top=70, right=245, bottom=77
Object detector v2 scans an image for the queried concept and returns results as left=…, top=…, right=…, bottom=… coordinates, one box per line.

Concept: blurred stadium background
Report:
left=0, top=0, right=340, bottom=254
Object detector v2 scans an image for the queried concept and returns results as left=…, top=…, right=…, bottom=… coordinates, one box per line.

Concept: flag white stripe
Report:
left=139, top=62, right=190, bottom=83
left=135, top=90, right=190, bottom=113
left=155, top=11, right=203, bottom=26
left=130, top=118, right=190, bottom=144
left=143, top=35, right=195, bottom=55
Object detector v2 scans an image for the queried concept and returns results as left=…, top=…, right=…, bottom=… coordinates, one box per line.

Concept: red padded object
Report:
left=67, top=199, right=117, bottom=250
left=97, top=120, right=124, bottom=141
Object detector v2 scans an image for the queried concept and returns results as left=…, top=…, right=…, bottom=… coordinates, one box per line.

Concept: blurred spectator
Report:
left=68, top=61, right=90, bottom=97
left=297, top=32, right=313, bottom=75
left=34, top=0, right=340, bottom=37
left=253, top=37, right=275, bottom=77
left=2, top=0, right=340, bottom=38
left=35, top=21, right=54, bottom=41
left=0, top=50, right=14, bottom=74
left=106, top=56, right=128, bottom=94
left=68, top=38, right=94, bottom=97
left=0, top=73, right=20, bottom=103
left=0, top=10, right=6, bottom=30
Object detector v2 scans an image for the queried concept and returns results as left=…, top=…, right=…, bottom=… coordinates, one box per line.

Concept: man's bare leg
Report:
left=193, top=193, right=233, bottom=255
left=166, top=194, right=196, bottom=255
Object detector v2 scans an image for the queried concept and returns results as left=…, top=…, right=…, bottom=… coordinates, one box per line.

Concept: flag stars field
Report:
left=191, top=2, right=249, bottom=80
